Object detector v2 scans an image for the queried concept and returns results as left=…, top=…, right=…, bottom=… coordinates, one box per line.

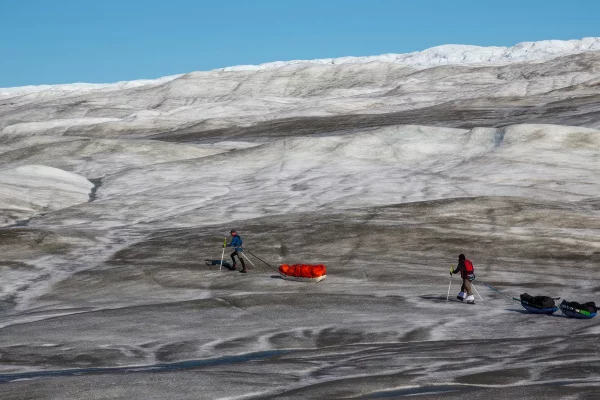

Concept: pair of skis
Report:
left=446, top=273, right=483, bottom=302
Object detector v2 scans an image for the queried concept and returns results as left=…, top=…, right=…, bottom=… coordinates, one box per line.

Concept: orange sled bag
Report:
left=278, top=264, right=326, bottom=283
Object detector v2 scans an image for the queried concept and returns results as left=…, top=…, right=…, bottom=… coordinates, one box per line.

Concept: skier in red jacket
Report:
left=452, top=254, right=476, bottom=304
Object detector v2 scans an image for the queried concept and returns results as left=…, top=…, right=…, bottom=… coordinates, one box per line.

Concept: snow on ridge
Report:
left=221, top=37, right=600, bottom=71
left=2, top=37, right=599, bottom=97
left=0, top=74, right=183, bottom=99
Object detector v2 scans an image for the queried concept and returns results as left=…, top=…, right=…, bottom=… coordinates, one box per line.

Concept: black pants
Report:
left=231, top=251, right=246, bottom=269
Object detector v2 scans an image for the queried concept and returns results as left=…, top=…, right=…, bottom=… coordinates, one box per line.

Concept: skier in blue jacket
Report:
left=226, top=229, right=246, bottom=273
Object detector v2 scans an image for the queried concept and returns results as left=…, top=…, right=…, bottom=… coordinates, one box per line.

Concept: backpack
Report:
left=464, top=260, right=475, bottom=281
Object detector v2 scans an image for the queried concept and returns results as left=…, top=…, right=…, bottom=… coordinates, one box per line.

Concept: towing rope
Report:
left=481, top=283, right=521, bottom=303
left=244, top=249, right=280, bottom=272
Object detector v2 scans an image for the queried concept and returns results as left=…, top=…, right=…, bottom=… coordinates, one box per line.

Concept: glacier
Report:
left=1, top=38, right=600, bottom=399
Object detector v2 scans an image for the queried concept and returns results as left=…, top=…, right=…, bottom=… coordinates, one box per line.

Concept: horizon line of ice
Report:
left=222, top=37, right=600, bottom=72
left=1, top=37, right=599, bottom=94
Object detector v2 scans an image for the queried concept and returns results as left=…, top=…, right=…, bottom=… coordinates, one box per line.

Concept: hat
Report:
left=458, top=254, right=466, bottom=261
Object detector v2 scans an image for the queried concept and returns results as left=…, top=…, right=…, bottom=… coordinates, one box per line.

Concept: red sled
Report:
left=278, top=264, right=326, bottom=283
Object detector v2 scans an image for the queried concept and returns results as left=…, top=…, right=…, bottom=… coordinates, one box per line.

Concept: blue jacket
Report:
left=227, top=235, right=243, bottom=252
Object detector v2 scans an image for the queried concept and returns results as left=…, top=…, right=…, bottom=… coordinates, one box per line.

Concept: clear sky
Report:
left=1, top=0, right=598, bottom=87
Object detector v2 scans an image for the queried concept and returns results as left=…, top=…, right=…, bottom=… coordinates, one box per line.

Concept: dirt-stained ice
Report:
left=1, top=40, right=600, bottom=399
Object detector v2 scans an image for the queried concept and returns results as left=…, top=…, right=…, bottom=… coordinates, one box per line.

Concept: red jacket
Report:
left=453, top=259, right=474, bottom=279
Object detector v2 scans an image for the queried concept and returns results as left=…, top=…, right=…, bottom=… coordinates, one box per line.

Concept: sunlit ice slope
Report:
left=1, top=38, right=600, bottom=145
left=29, top=123, right=600, bottom=230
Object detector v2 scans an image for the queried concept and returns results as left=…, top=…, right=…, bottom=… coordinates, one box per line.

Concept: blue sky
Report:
left=1, top=0, right=598, bottom=87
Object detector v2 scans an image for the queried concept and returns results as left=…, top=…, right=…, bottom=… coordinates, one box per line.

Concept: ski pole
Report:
left=219, top=238, right=226, bottom=271
left=240, top=251, right=257, bottom=269
left=472, top=283, right=484, bottom=302
left=446, top=273, right=452, bottom=301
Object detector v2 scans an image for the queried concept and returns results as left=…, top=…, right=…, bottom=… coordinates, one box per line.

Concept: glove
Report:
left=450, top=265, right=454, bottom=275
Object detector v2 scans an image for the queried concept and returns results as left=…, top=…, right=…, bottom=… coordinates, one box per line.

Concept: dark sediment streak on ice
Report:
left=88, top=178, right=102, bottom=202
left=0, top=350, right=287, bottom=384
left=4, top=219, right=31, bottom=228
